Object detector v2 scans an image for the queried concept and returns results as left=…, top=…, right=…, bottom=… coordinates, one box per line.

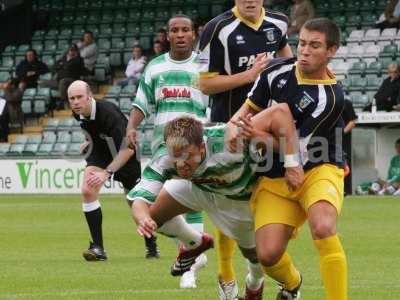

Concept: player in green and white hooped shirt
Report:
left=129, top=117, right=265, bottom=299
left=125, top=15, right=208, bottom=286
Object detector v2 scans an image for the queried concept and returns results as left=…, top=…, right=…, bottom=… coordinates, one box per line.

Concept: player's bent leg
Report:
left=308, top=201, right=347, bottom=300
left=238, top=246, right=264, bottom=300
left=216, top=229, right=236, bottom=283
left=256, top=224, right=301, bottom=293
left=81, top=166, right=107, bottom=261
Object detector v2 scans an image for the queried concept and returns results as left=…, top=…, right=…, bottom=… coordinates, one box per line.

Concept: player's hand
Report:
left=86, top=170, right=110, bottom=188
left=248, top=52, right=272, bottom=82
left=225, top=120, right=244, bottom=153
left=126, top=128, right=137, bottom=150
left=137, top=217, right=157, bottom=238
left=284, top=166, right=304, bottom=192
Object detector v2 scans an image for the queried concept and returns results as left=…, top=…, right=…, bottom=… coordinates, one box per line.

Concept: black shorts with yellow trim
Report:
left=250, top=163, right=344, bottom=233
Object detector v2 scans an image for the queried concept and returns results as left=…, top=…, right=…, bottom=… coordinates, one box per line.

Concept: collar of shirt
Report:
left=80, top=97, right=96, bottom=120
left=166, top=52, right=195, bottom=64
left=232, top=6, right=265, bottom=31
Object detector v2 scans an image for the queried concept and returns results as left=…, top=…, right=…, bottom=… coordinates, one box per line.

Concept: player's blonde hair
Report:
left=164, top=117, right=203, bottom=149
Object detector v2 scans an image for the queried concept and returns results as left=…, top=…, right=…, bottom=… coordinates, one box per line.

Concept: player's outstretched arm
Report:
left=199, top=53, right=271, bottom=95
left=132, top=200, right=157, bottom=238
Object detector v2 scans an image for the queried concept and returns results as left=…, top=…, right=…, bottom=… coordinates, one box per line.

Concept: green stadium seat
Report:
left=155, top=10, right=169, bottom=22
left=90, top=0, right=103, bottom=9
left=72, top=26, right=85, bottom=40
left=139, top=36, right=152, bottom=51
left=101, top=12, right=114, bottom=24
left=142, top=10, right=155, bottom=21
left=58, top=118, right=74, bottom=131
left=361, top=14, right=377, bottom=27
left=74, top=13, right=88, bottom=26
left=365, top=61, right=382, bottom=76
left=37, top=143, right=54, bottom=155
left=349, top=61, right=367, bottom=75
left=128, top=11, right=141, bottom=22
left=0, top=143, right=10, bottom=155
left=32, top=30, right=46, bottom=42
left=23, top=88, right=37, bottom=101
left=76, top=0, right=90, bottom=10
left=44, top=119, right=59, bottom=132
left=99, top=25, right=112, bottom=38
left=98, top=39, right=111, bottom=53
left=379, top=58, right=395, bottom=71
left=57, top=40, right=70, bottom=52
left=112, top=24, right=127, bottom=37
left=124, top=37, right=138, bottom=51
left=0, top=57, right=14, bottom=72
left=87, top=12, right=101, bottom=25
left=140, top=23, right=155, bottom=36
left=110, top=51, right=122, bottom=67
left=365, top=75, right=383, bottom=91
left=61, top=14, right=74, bottom=26
left=380, top=44, right=398, bottom=59
left=41, top=55, right=55, bottom=69
left=86, top=25, right=99, bottom=37
left=42, top=132, right=57, bottom=144
left=45, top=29, right=59, bottom=40
left=111, top=37, right=125, bottom=50
left=27, top=134, right=42, bottom=144
left=348, top=76, right=367, bottom=92
left=33, top=100, right=47, bottom=117
left=15, top=44, right=30, bottom=56
left=107, top=85, right=122, bottom=97
left=127, top=23, right=141, bottom=36
left=114, top=10, right=128, bottom=23
left=31, top=41, right=44, bottom=54
left=106, top=97, right=119, bottom=107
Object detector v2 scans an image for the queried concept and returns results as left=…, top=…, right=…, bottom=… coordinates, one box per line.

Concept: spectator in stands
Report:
left=3, top=78, right=23, bottom=128
left=155, top=28, right=170, bottom=52
left=15, top=49, right=49, bottom=90
left=357, top=138, right=400, bottom=195
left=373, top=63, right=400, bottom=112
left=77, top=31, right=98, bottom=74
left=376, top=0, right=400, bottom=29
left=40, top=44, right=85, bottom=106
left=0, top=97, right=9, bottom=142
left=342, top=97, right=358, bottom=195
left=287, top=0, right=315, bottom=36
left=118, top=45, right=146, bottom=88
left=149, top=41, right=165, bottom=61
left=194, top=23, right=205, bottom=52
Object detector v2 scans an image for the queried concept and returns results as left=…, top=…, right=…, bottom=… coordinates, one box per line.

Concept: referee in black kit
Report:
left=68, top=80, right=152, bottom=261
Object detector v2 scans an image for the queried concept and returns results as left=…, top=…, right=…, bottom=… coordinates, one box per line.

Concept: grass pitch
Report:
left=0, top=195, right=398, bottom=300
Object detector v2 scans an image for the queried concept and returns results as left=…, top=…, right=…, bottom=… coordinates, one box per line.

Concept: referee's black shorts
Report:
left=86, top=150, right=141, bottom=191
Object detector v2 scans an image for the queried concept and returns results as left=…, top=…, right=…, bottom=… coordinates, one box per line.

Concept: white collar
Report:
left=80, top=97, right=96, bottom=120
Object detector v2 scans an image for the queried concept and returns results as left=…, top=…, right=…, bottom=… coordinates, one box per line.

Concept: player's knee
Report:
left=81, top=184, right=96, bottom=200
left=256, top=245, right=284, bottom=267
left=239, top=247, right=258, bottom=263
left=311, top=220, right=336, bottom=240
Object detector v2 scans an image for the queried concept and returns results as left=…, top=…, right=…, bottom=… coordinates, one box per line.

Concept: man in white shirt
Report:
left=119, top=45, right=146, bottom=88
left=77, top=31, right=98, bottom=74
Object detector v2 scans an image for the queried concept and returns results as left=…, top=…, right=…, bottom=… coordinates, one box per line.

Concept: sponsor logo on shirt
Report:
left=191, top=178, right=227, bottom=184
left=236, top=35, right=245, bottom=44
left=162, top=88, right=191, bottom=98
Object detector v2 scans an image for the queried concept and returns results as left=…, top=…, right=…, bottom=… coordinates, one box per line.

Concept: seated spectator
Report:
left=194, top=23, right=205, bottom=52
left=0, top=97, right=9, bottom=142
left=3, top=78, right=23, bottom=128
left=76, top=31, right=97, bottom=74
left=154, top=28, right=170, bottom=52
left=287, top=0, right=315, bottom=36
left=149, top=41, right=165, bottom=61
left=15, top=49, right=49, bottom=90
left=40, top=44, right=85, bottom=106
left=356, top=139, right=400, bottom=195
left=376, top=0, right=400, bottom=29
left=118, top=45, right=146, bottom=88
left=373, top=64, right=400, bottom=112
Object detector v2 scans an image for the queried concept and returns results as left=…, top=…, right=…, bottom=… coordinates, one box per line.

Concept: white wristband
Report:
left=284, top=154, right=300, bottom=168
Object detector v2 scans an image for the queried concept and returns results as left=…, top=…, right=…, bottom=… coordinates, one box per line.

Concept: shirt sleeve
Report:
left=132, top=66, right=154, bottom=118
left=246, top=72, right=272, bottom=112
left=198, top=22, right=225, bottom=78
left=126, top=155, right=172, bottom=203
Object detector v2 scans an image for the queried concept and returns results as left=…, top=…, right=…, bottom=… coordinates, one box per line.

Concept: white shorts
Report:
left=163, top=179, right=255, bottom=249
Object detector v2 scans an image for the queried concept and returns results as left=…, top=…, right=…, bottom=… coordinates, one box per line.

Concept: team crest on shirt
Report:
left=297, top=92, right=315, bottom=111
left=264, top=28, right=277, bottom=45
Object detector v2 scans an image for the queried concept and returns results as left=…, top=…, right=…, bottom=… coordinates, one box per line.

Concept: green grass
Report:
left=0, top=195, right=399, bottom=299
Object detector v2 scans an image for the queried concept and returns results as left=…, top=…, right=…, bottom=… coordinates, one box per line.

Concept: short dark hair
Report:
left=396, top=138, right=400, bottom=145
left=302, top=18, right=341, bottom=48
left=167, top=14, right=194, bottom=31
left=157, top=28, right=167, bottom=34
left=84, top=30, right=93, bottom=37
left=26, top=48, right=38, bottom=59
left=164, top=117, right=204, bottom=149
left=133, top=45, right=143, bottom=52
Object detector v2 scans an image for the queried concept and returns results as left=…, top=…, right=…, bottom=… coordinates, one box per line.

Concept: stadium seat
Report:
left=66, top=143, right=82, bottom=156
left=51, top=143, right=68, bottom=155
left=361, top=14, right=377, bottom=27
left=379, top=28, right=397, bottom=41
left=0, top=143, right=10, bottom=155
left=0, top=57, right=14, bottom=72
left=363, top=29, right=380, bottom=42
left=42, top=131, right=57, bottom=144
left=365, top=75, right=383, bottom=91
left=98, top=39, right=111, bottom=54
left=110, top=51, right=122, bottom=67
left=348, top=76, right=367, bottom=92
left=119, top=97, right=132, bottom=114
left=21, top=100, right=32, bottom=115
left=140, top=23, right=155, bottom=37
left=37, top=143, right=54, bottom=155
left=332, top=61, right=351, bottom=75
left=23, top=143, right=40, bottom=155
left=379, top=44, right=398, bottom=59
left=126, top=23, right=141, bottom=36
left=346, top=14, right=362, bottom=28
left=14, top=135, right=28, bottom=144
left=58, top=118, right=74, bottom=131
left=45, top=29, right=59, bottom=41
left=106, top=86, right=122, bottom=97
left=349, top=91, right=368, bottom=109
left=71, top=131, right=86, bottom=143
left=16, top=44, right=30, bottom=56
left=120, top=85, right=136, bottom=97
left=348, top=61, right=367, bottom=75
left=57, top=132, right=72, bottom=143
left=33, top=100, right=47, bottom=117
left=347, top=45, right=365, bottom=59
left=7, top=144, right=25, bottom=155
left=27, top=134, right=42, bottom=144
left=139, top=36, right=152, bottom=51
left=0, top=71, right=10, bottom=83
left=43, top=118, right=60, bottom=131
left=346, top=30, right=364, bottom=44
left=106, top=97, right=119, bottom=107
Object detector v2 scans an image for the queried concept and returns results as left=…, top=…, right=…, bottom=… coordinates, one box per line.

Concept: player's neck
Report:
left=169, top=51, right=191, bottom=61
left=302, top=67, right=331, bottom=80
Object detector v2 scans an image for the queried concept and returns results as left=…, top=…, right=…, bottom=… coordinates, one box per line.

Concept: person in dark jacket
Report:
left=16, top=49, right=49, bottom=90
left=375, top=63, right=400, bottom=111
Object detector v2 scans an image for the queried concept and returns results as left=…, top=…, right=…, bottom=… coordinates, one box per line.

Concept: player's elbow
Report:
left=199, top=78, right=212, bottom=95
